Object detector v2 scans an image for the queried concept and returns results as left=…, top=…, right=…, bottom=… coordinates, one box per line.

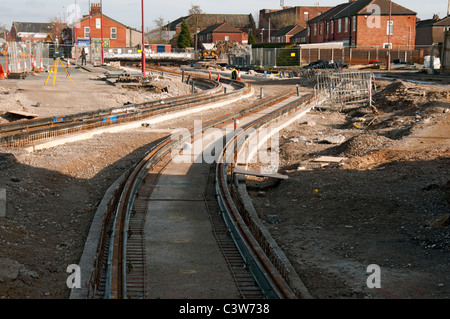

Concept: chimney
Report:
left=90, top=3, right=101, bottom=16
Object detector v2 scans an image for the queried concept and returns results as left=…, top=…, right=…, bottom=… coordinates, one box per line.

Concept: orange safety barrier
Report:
left=0, top=64, right=5, bottom=79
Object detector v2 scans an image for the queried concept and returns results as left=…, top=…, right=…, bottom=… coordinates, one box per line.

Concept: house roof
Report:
left=272, top=25, right=304, bottom=37
left=170, top=14, right=255, bottom=30
left=79, top=13, right=139, bottom=31
left=12, top=22, right=54, bottom=33
left=291, top=28, right=308, bottom=39
left=333, top=0, right=416, bottom=19
left=198, top=22, right=244, bottom=35
left=308, top=3, right=353, bottom=23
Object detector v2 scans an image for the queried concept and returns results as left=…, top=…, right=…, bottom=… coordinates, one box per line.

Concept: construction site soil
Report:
left=0, top=66, right=449, bottom=299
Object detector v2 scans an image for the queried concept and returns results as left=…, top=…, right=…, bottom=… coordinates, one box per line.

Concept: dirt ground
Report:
left=0, top=65, right=449, bottom=299
left=0, top=65, right=260, bottom=299
left=248, top=78, right=450, bottom=299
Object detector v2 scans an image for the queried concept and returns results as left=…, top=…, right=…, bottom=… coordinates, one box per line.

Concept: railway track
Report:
left=80, top=77, right=315, bottom=299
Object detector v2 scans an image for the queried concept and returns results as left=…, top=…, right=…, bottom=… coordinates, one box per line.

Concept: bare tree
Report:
left=189, top=4, right=203, bottom=16
left=153, top=16, right=165, bottom=43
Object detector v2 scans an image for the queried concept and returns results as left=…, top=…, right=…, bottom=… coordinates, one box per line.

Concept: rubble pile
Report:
left=214, top=41, right=251, bottom=58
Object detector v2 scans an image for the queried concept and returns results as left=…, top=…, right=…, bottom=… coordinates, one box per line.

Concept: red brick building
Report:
left=74, top=3, right=141, bottom=47
left=258, top=5, right=333, bottom=42
left=197, top=22, right=249, bottom=45
left=271, top=25, right=304, bottom=43
left=308, top=0, right=416, bottom=48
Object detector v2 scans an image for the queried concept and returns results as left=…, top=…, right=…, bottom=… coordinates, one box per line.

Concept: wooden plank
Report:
left=233, top=168, right=288, bottom=180
left=6, top=110, right=39, bottom=118
left=313, top=156, right=347, bottom=163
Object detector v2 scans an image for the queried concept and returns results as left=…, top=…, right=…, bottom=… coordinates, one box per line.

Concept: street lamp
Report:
left=100, top=0, right=104, bottom=65
left=141, top=0, right=146, bottom=77
left=387, top=0, right=392, bottom=71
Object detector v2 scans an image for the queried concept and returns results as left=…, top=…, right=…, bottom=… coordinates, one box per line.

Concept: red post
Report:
left=141, top=0, right=146, bottom=77
left=387, top=0, right=392, bottom=71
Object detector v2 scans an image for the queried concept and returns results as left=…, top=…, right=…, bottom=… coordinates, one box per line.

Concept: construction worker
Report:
left=231, top=68, right=237, bottom=80
left=80, top=48, right=87, bottom=66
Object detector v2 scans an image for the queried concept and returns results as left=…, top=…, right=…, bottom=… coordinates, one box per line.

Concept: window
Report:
left=84, top=27, right=90, bottom=38
left=304, top=12, right=309, bottom=21
left=314, top=23, right=317, bottom=36
left=326, top=22, right=329, bottom=34
left=111, top=27, right=117, bottom=40
left=352, top=16, right=357, bottom=31
left=338, top=19, right=341, bottom=33
left=307, top=26, right=310, bottom=36
left=224, top=35, right=229, bottom=41
left=387, top=20, right=393, bottom=35
left=319, top=23, right=322, bottom=35
left=96, top=18, right=101, bottom=29
left=345, top=17, right=348, bottom=33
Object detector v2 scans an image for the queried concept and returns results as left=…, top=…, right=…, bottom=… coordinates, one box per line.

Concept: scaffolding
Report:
left=314, top=70, right=376, bottom=111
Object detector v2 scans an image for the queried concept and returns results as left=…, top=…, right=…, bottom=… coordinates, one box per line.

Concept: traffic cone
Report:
left=237, top=69, right=241, bottom=81
left=23, top=58, right=27, bottom=73
left=32, top=55, right=37, bottom=71
left=7, top=60, right=11, bottom=76
left=67, top=59, right=71, bottom=68
left=17, top=58, right=21, bottom=73
left=40, top=58, right=44, bottom=72
left=0, top=65, right=5, bottom=79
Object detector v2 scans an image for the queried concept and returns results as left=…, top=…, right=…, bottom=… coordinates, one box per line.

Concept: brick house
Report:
left=197, top=22, right=249, bottom=45
left=258, top=5, right=333, bottom=42
left=10, top=22, right=55, bottom=43
left=307, top=0, right=417, bottom=48
left=416, top=15, right=450, bottom=46
left=271, top=25, right=304, bottom=43
left=167, top=14, right=255, bottom=46
left=74, top=3, right=141, bottom=47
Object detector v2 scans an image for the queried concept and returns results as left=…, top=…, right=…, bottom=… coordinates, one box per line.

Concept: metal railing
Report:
left=314, top=70, right=376, bottom=111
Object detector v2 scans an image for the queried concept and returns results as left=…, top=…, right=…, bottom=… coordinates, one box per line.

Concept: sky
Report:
left=0, top=0, right=448, bottom=31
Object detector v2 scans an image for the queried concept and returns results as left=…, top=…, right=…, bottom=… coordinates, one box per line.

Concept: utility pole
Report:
left=387, top=0, right=392, bottom=71
left=141, top=0, right=146, bottom=77
left=100, top=0, right=104, bottom=65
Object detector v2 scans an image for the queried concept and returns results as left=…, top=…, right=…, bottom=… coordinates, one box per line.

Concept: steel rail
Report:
left=215, top=92, right=315, bottom=299
left=99, top=88, right=298, bottom=299
left=0, top=77, right=246, bottom=148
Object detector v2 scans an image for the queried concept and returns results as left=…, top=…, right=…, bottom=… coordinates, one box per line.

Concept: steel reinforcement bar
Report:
left=215, top=92, right=315, bottom=299
left=0, top=77, right=246, bottom=148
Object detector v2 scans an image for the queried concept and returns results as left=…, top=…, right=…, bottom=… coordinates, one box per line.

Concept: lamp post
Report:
left=387, top=0, right=392, bottom=71
left=141, top=0, right=146, bottom=77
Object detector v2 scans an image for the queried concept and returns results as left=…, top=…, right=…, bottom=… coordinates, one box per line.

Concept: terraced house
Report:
left=307, top=0, right=417, bottom=48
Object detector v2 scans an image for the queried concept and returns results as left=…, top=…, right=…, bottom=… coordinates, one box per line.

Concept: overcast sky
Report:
left=0, top=0, right=448, bottom=31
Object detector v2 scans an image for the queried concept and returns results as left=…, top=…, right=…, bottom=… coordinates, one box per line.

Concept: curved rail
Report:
left=215, top=93, right=315, bottom=299
left=0, top=76, right=246, bottom=148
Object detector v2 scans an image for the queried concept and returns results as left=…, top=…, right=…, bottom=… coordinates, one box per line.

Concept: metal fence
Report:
left=247, top=45, right=443, bottom=68
left=314, top=70, right=376, bottom=111
left=1, top=42, right=51, bottom=74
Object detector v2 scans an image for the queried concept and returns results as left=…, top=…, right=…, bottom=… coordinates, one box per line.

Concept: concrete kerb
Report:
left=232, top=98, right=315, bottom=299
left=69, top=166, right=133, bottom=299
left=23, top=87, right=254, bottom=153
